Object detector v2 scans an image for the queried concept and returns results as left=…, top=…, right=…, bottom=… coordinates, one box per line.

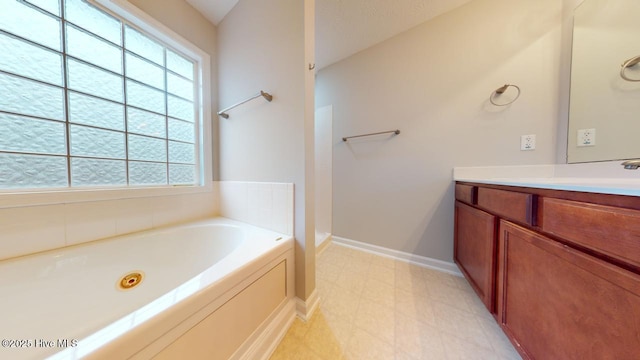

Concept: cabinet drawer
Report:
left=540, top=198, right=640, bottom=268
left=455, top=184, right=476, bottom=204
left=477, top=187, right=535, bottom=225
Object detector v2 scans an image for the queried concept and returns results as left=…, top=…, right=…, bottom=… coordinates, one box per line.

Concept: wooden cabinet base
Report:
left=497, top=221, right=640, bottom=360
left=454, top=201, right=497, bottom=312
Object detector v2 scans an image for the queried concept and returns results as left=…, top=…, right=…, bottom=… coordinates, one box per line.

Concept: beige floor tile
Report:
left=317, top=259, right=343, bottom=282
left=270, top=243, right=520, bottom=360
left=441, top=332, right=503, bottom=360
left=432, top=302, right=493, bottom=351
left=303, top=312, right=350, bottom=359
left=394, top=261, right=426, bottom=275
left=367, top=263, right=396, bottom=287
left=320, top=308, right=356, bottom=346
left=353, top=298, right=395, bottom=345
left=422, top=267, right=460, bottom=289
left=395, top=312, right=447, bottom=360
left=342, top=256, right=372, bottom=275
left=321, top=287, right=361, bottom=323
left=395, top=267, right=428, bottom=292
left=395, top=287, right=437, bottom=326
left=296, top=344, right=327, bottom=360
left=427, top=281, right=477, bottom=314
left=369, top=254, right=396, bottom=269
left=452, top=274, right=474, bottom=291
left=269, top=333, right=302, bottom=360
left=500, top=349, right=524, bottom=360
left=286, top=317, right=311, bottom=340
left=478, top=316, right=522, bottom=359
left=320, top=249, right=349, bottom=268
left=305, top=310, right=353, bottom=355
left=362, top=277, right=395, bottom=308
left=315, top=277, right=335, bottom=299
left=394, top=350, right=420, bottom=360
left=395, top=280, right=430, bottom=299
left=335, top=271, right=368, bottom=295
left=346, top=246, right=372, bottom=257
left=339, top=245, right=367, bottom=258
left=344, top=328, right=395, bottom=360
left=461, top=289, right=495, bottom=320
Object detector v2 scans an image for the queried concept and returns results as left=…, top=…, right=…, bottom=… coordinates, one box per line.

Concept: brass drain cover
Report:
left=118, top=271, right=144, bottom=290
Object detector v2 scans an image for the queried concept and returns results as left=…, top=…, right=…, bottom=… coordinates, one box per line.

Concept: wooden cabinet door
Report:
left=497, top=220, right=640, bottom=360
left=454, top=201, right=497, bottom=312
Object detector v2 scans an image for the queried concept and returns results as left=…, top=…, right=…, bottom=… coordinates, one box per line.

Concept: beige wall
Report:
left=315, top=105, right=332, bottom=243
left=217, top=0, right=316, bottom=300
left=316, top=0, right=568, bottom=262
left=128, top=0, right=219, bottom=179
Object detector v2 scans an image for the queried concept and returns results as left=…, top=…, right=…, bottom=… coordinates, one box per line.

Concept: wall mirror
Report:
left=567, top=0, right=640, bottom=163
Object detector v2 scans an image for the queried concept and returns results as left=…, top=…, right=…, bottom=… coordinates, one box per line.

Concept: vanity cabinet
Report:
left=498, top=220, right=640, bottom=359
left=454, top=182, right=640, bottom=359
left=454, top=201, right=496, bottom=310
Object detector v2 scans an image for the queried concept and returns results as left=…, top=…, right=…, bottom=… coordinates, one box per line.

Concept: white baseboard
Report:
left=332, top=236, right=462, bottom=277
left=315, top=234, right=332, bottom=256
left=237, top=298, right=296, bottom=360
left=294, top=289, right=320, bottom=322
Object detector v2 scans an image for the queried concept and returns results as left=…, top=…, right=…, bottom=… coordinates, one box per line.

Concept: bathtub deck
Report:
left=0, top=217, right=293, bottom=360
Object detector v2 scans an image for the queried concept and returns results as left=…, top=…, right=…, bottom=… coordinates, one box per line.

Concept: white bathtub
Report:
left=0, top=217, right=295, bottom=360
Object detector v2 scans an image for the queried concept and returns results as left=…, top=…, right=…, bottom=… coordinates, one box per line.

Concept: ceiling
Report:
left=186, top=0, right=240, bottom=25
left=186, top=0, right=474, bottom=69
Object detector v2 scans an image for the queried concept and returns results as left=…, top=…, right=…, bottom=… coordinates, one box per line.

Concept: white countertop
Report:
left=453, top=163, right=640, bottom=197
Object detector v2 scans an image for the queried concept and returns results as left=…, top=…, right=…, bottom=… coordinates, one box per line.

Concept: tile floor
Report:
left=269, top=243, right=522, bottom=360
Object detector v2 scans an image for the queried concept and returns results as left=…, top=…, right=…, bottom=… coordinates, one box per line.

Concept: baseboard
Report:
left=294, top=289, right=320, bottom=322
left=315, top=234, right=332, bottom=256
left=236, top=298, right=296, bottom=360
left=332, top=236, right=462, bottom=277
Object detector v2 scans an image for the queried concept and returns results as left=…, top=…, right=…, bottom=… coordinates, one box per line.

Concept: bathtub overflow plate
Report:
left=118, top=271, right=144, bottom=290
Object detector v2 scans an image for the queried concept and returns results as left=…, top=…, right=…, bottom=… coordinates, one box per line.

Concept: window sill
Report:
left=0, top=182, right=213, bottom=209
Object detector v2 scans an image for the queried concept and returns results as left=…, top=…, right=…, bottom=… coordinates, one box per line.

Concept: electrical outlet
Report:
left=521, top=134, right=536, bottom=151
left=577, top=128, right=596, bottom=147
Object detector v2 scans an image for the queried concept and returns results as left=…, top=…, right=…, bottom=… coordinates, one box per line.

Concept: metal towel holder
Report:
left=490, top=84, right=521, bottom=106
left=342, top=130, right=400, bottom=142
left=620, top=55, right=640, bottom=82
left=218, top=90, right=273, bottom=119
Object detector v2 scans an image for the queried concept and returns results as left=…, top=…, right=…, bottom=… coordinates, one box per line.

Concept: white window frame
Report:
left=0, top=0, right=213, bottom=209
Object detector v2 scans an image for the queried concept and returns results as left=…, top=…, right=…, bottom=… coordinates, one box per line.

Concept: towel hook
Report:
left=620, top=55, right=640, bottom=82
left=309, top=63, right=316, bottom=70
left=490, top=84, right=521, bottom=106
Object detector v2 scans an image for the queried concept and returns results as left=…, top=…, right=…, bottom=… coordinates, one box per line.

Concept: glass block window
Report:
left=0, top=0, right=200, bottom=190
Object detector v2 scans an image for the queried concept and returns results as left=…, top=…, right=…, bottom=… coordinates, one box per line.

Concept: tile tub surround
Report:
left=269, top=243, right=521, bottom=360
left=0, top=180, right=292, bottom=261
left=0, top=191, right=216, bottom=261
left=453, top=161, right=640, bottom=196
left=218, top=181, right=294, bottom=236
